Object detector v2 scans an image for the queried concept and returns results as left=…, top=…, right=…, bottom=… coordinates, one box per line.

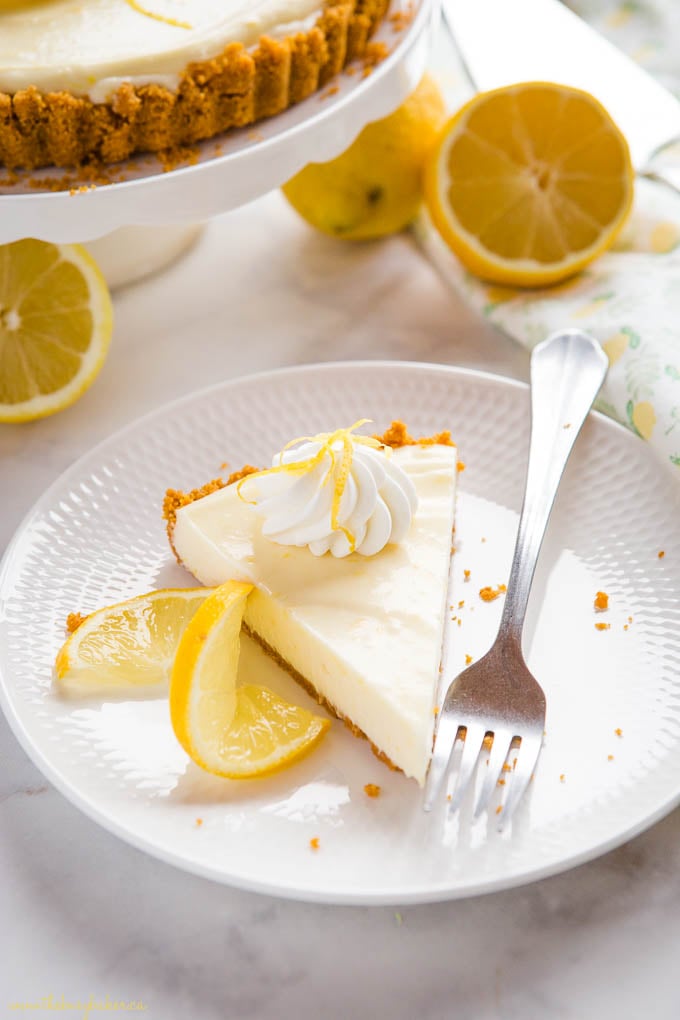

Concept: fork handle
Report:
left=499, top=330, right=608, bottom=647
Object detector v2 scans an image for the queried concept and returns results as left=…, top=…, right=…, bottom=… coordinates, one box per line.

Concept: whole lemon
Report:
left=282, top=75, right=447, bottom=240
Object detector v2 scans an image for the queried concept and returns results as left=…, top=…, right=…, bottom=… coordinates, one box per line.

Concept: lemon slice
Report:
left=0, top=239, right=113, bottom=422
left=171, top=583, right=330, bottom=778
left=54, top=588, right=214, bottom=695
left=425, top=82, right=634, bottom=287
left=207, top=684, right=331, bottom=779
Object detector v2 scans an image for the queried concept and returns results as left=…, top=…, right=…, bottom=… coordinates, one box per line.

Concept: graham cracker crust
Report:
left=0, top=0, right=390, bottom=170
left=243, top=623, right=400, bottom=773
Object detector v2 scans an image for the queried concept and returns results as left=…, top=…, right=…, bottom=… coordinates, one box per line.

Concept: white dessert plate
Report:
left=0, top=0, right=435, bottom=244
left=1, top=361, right=679, bottom=905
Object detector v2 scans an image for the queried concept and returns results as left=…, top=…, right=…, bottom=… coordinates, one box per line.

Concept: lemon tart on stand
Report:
left=0, top=0, right=390, bottom=169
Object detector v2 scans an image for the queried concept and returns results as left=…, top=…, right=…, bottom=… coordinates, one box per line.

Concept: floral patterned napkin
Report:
left=420, top=0, right=680, bottom=472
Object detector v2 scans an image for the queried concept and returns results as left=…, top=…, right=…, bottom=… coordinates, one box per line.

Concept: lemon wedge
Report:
left=0, top=239, right=113, bottom=422
left=171, top=583, right=330, bottom=778
left=425, top=82, right=634, bottom=287
left=54, top=588, right=213, bottom=695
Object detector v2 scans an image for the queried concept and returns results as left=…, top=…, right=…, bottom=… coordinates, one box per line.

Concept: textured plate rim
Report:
left=1, top=359, right=679, bottom=905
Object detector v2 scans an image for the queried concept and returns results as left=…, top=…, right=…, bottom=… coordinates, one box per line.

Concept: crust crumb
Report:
left=389, top=3, right=415, bottom=32
left=374, top=420, right=455, bottom=449
left=224, top=464, right=259, bottom=487
left=594, top=590, right=609, bottom=612
left=157, top=144, right=199, bottom=172
left=363, top=783, right=381, bottom=798
left=163, top=478, right=226, bottom=528
left=309, top=836, right=320, bottom=851
left=66, top=611, right=87, bottom=633
left=362, top=40, right=389, bottom=69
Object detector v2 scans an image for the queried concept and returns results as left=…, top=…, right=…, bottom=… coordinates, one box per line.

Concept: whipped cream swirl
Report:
left=238, top=423, right=418, bottom=558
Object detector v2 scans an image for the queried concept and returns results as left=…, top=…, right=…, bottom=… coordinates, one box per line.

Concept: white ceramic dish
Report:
left=0, top=0, right=435, bottom=244
left=84, top=223, right=205, bottom=289
left=1, top=361, right=679, bottom=904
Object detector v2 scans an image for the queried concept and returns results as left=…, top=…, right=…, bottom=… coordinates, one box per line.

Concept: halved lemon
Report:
left=170, top=583, right=330, bottom=778
left=0, top=239, right=113, bottom=422
left=54, top=588, right=213, bottom=695
left=425, top=82, right=634, bottom=287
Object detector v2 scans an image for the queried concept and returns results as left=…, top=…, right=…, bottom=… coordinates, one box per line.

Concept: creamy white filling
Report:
left=172, top=444, right=458, bottom=784
left=0, top=0, right=323, bottom=97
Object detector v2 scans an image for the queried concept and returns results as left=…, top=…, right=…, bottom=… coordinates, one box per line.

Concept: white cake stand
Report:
left=0, top=0, right=437, bottom=247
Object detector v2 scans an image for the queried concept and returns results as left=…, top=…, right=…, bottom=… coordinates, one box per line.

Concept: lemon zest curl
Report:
left=237, top=420, right=383, bottom=553
left=125, top=0, right=192, bottom=30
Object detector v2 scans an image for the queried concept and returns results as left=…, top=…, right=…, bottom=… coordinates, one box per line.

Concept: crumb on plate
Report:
left=66, top=611, right=87, bottom=633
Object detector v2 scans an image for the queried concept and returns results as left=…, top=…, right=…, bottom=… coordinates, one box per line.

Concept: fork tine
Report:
left=497, top=733, right=543, bottom=831
left=423, top=714, right=462, bottom=811
left=447, top=723, right=488, bottom=815
left=473, top=729, right=513, bottom=819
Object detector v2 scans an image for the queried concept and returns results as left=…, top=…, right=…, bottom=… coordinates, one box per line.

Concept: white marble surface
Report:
left=1, top=192, right=679, bottom=1019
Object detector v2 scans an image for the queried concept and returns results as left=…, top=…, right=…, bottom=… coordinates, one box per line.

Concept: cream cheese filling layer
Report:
left=171, top=444, right=458, bottom=785
left=0, top=0, right=324, bottom=98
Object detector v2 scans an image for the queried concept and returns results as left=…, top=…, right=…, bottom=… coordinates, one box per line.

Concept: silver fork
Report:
left=424, top=329, right=608, bottom=829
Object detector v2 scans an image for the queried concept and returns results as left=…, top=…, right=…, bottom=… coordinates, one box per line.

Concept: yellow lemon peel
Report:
left=237, top=420, right=383, bottom=553
left=125, top=0, right=192, bottom=29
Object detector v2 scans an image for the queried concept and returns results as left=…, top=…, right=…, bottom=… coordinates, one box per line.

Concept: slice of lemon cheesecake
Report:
left=0, top=0, right=390, bottom=169
left=164, top=421, right=458, bottom=785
